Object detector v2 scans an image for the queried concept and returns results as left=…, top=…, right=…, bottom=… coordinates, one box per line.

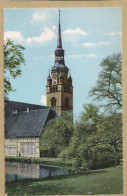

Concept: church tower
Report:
left=46, top=11, right=73, bottom=117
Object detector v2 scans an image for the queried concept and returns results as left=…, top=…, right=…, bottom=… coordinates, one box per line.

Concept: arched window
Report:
left=51, top=97, right=56, bottom=107
left=65, top=97, right=69, bottom=108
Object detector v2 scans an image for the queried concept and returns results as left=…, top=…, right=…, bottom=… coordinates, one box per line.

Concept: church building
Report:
left=5, top=11, right=73, bottom=158
left=46, top=11, right=73, bottom=116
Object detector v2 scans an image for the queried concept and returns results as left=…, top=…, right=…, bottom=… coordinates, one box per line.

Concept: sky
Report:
left=4, top=8, right=121, bottom=120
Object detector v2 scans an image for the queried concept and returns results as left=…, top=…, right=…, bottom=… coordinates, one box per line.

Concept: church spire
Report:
left=51, top=11, right=69, bottom=74
left=57, top=10, right=62, bottom=48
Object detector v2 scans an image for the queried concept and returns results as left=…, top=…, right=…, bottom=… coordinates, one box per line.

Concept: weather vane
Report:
left=59, top=10, right=61, bottom=19
left=59, top=10, right=61, bottom=15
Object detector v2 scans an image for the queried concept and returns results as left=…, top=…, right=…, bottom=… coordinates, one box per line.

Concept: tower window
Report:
left=51, top=97, right=56, bottom=107
left=65, top=97, right=69, bottom=108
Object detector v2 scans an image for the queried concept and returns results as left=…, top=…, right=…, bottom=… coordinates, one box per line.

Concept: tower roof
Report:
left=57, top=10, right=62, bottom=49
left=51, top=10, right=69, bottom=74
left=50, top=11, right=70, bottom=75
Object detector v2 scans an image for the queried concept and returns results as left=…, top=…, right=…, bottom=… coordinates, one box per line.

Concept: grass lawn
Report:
left=6, top=165, right=123, bottom=195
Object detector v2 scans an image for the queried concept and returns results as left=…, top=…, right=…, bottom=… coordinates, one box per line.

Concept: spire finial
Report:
left=57, top=10, right=62, bottom=48
left=59, top=10, right=61, bottom=25
left=49, top=69, right=50, bottom=76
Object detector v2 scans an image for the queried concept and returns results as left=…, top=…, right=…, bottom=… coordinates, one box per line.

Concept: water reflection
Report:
left=5, top=161, right=68, bottom=183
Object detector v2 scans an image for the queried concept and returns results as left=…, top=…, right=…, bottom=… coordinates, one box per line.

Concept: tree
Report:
left=4, top=39, right=25, bottom=99
left=80, top=104, right=101, bottom=133
left=40, top=111, right=73, bottom=158
left=59, top=104, right=122, bottom=171
left=89, top=53, right=122, bottom=111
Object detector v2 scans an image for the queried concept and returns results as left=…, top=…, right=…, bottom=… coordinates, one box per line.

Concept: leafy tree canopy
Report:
left=4, top=39, right=25, bottom=99
left=89, top=53, right=122, bottom=111
left=40, top=111, right=73, bottom=158
left=80, top=104, right=101, bottom=133
left=60, top=104, right=122, bottom=171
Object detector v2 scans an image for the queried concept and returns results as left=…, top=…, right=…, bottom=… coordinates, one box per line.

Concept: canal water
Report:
left=5, top=161, right=69, bottom=183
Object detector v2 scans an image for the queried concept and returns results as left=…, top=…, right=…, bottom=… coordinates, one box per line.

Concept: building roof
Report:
left=5, top=100, right=48, bottom=121
left=5, top=100, right=58, bottom=138
left=57, top=10, right=62, bottom=49
left=51, top=65, right=69, bottom=73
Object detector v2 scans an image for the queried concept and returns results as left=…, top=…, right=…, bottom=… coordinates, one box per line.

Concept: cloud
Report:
left=31, top=12, right=50, bottom=24
left=63, top=28, right=87, bottom=36
left=26, top=27, right=55, bottom=44
left=85, top=54, right=97, bottom=58
left=70, top=55, right=84, bottom=59
left=40, top=95, right=46, bottom=105
left=104, top=31, right=122, bottom=36
left=4, top=31, right=24, bottom=43
left=63, top=28, right=87, bottom=43
left=4, top=27, right=55, bottom=46
left=83, top=42, right=110, bottom=48
left=52, top=25, right=56, bottom=30
left=69, top=53, right=97, bottom=59
left=109, top=31, right=122, bottom=36
left=50, top=54, right=54, bottom=59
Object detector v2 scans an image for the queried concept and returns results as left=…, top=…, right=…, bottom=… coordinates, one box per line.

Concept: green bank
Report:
left=6, top=165, right=123, bottom=195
